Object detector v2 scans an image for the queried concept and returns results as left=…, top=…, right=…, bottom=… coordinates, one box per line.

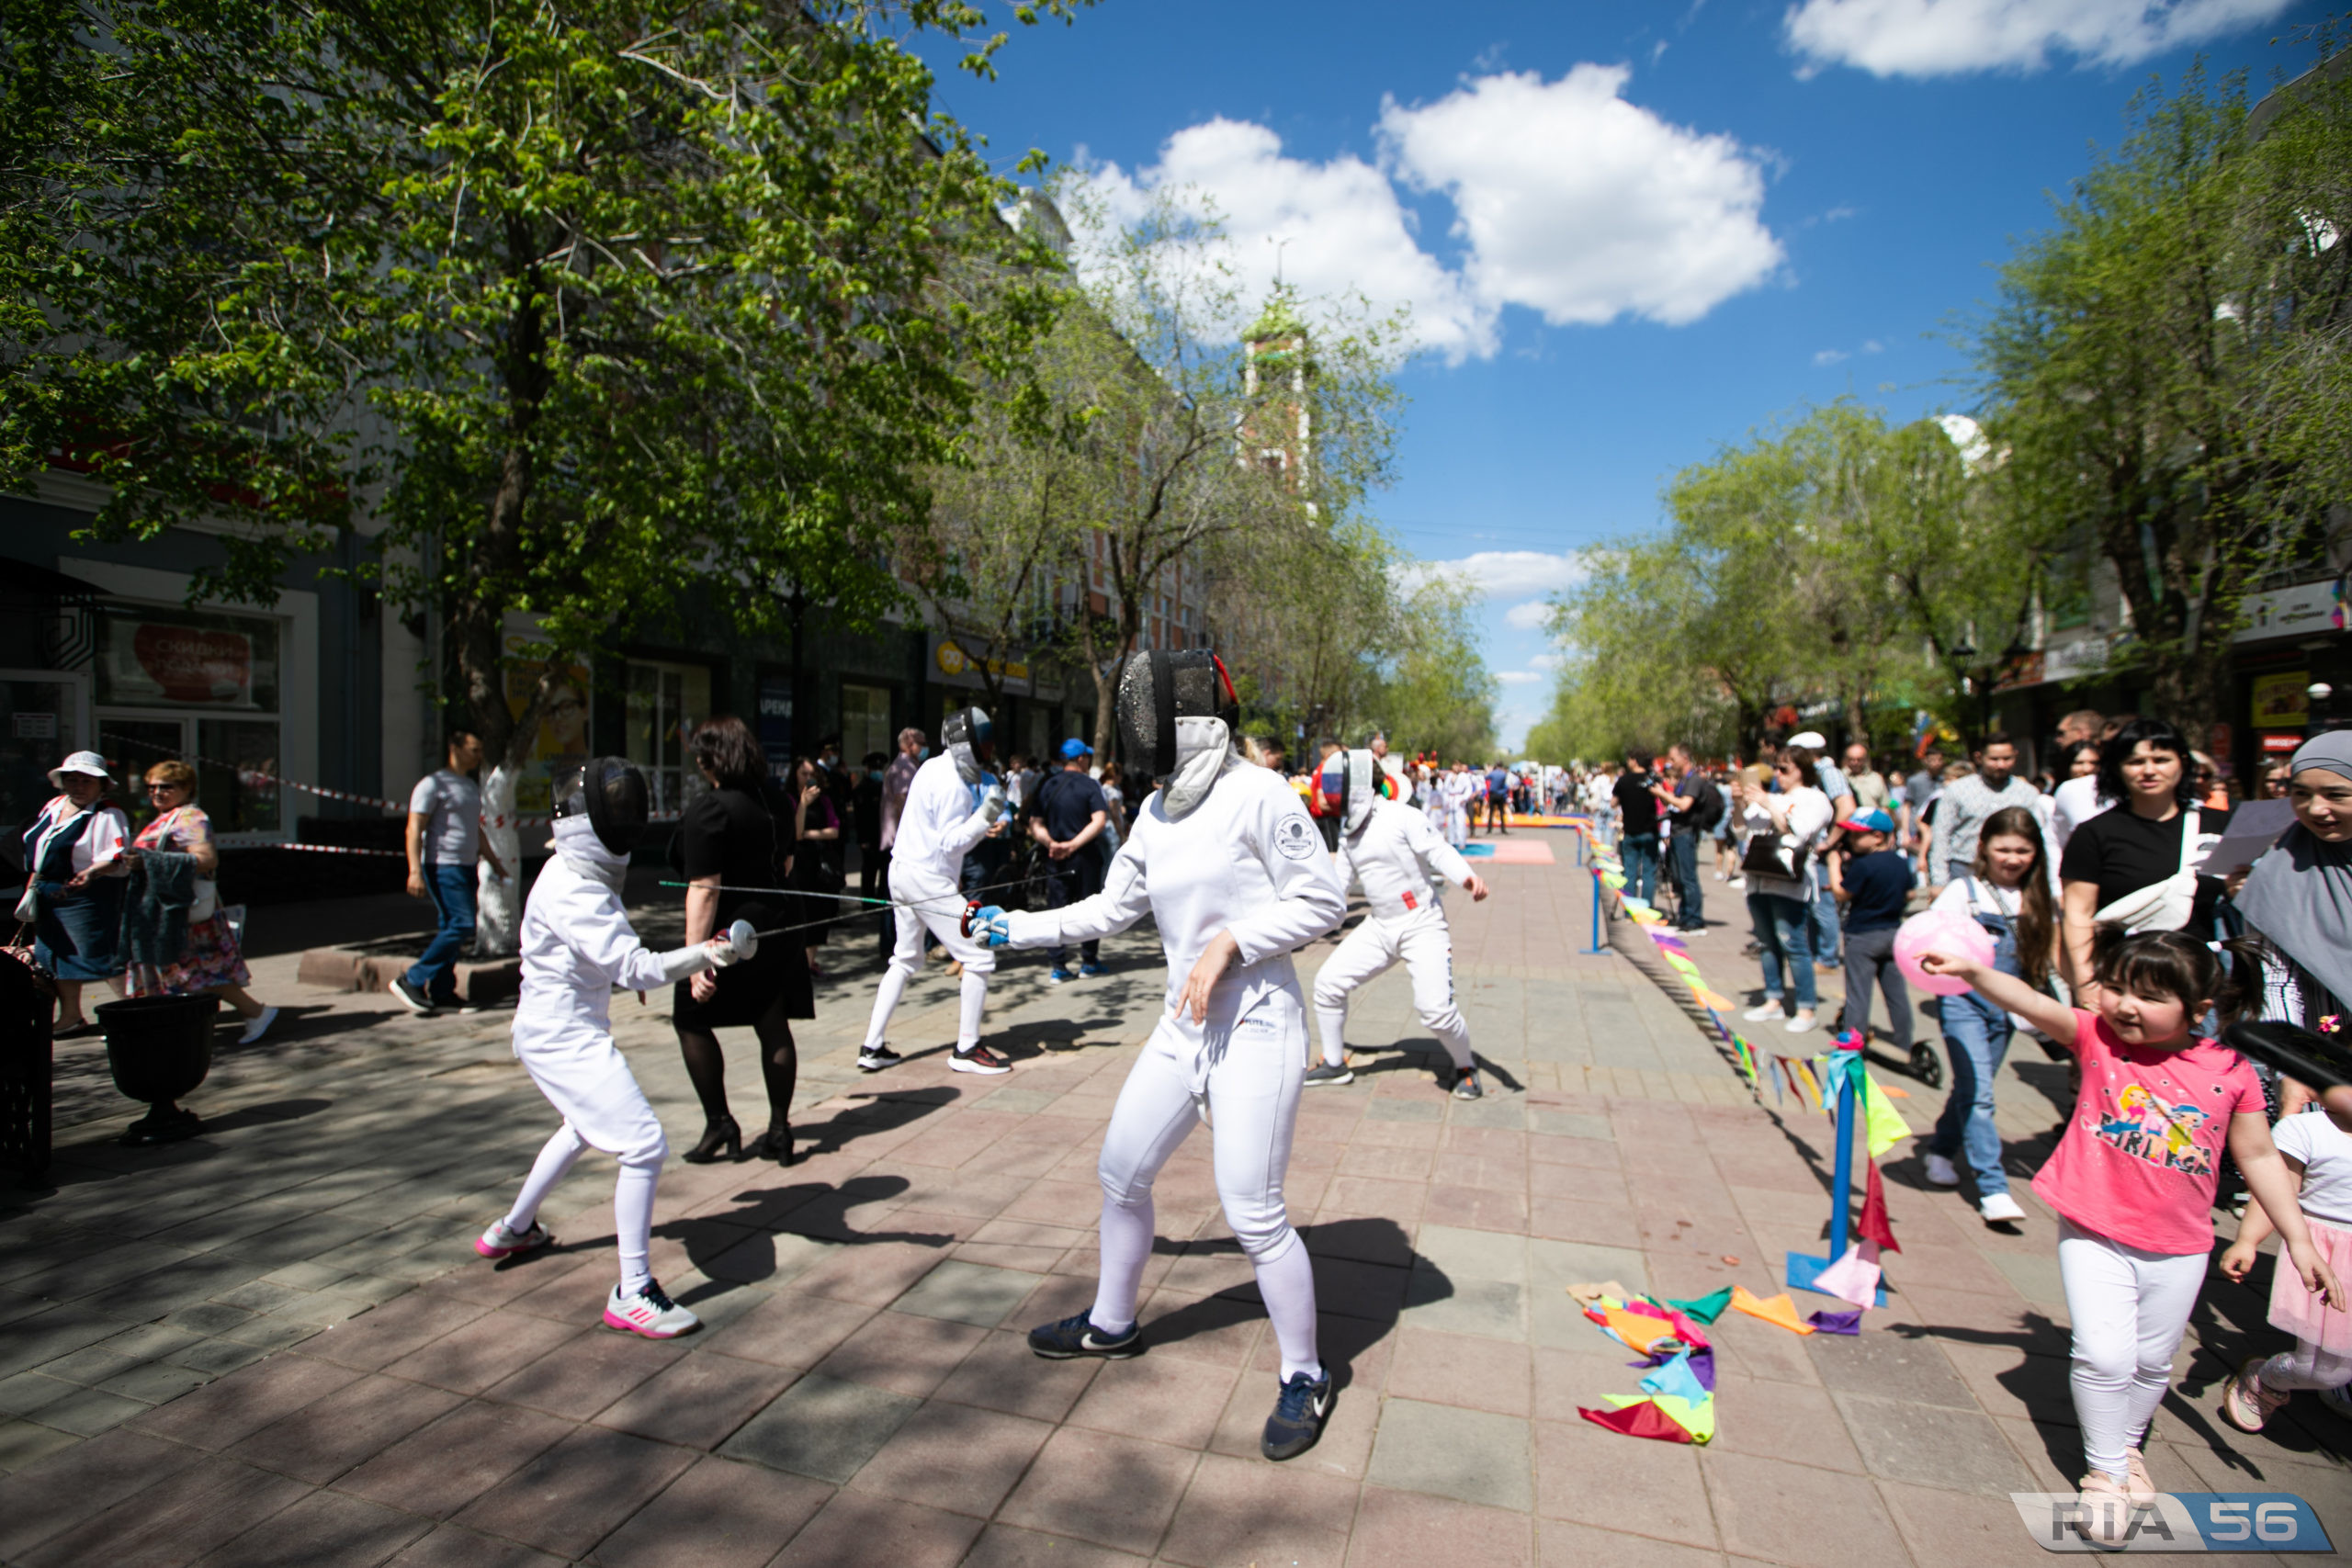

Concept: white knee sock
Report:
left=1313, top=1000, right=1348, bottom=1068
left=1423, top=1009, right=1473, bottom=1072
left=864, top=964, right=911, bottom=1050
left=956, top=967, right=988, bottom=1051
left=1251, top=1229, right=1323, bottom=1382
left=1091, top=1193, right=1155, bottom=1336
left=615, top=1156, right=659, bottom=1297
left=505, top=1123, right=586, bottom=1233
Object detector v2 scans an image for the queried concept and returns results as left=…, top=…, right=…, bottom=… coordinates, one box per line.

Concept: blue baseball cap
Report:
left=1059, top=739, right=1093, bottom=760
left=1838, top=807, right=1895, bottom=834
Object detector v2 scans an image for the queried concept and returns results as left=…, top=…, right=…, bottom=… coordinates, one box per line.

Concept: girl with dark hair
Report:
left=2058, top=717, right=2232, bottom=996
left=1920, top=806, right=2056, bottom=1224
left=673, top=716, right=811, bottom=1164
left=1919, top=925, right=2341, bottom=1540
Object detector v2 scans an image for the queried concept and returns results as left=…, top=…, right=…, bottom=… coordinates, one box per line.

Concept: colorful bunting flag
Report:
left=1578, top=1401, right=1694, bottom=1444
left=1729, top=1284, right=1816, bottom=1335
left=1664, top=1287, right=1735, bottom=1325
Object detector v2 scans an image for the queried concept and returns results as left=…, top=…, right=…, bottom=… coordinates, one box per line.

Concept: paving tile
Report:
left=1346, top=1483, right=1535, bottom=1568
left=193, top=1487, right=431, bottom=1568
left=587, top=1454, right=832, bottom=1568
left=1704, top=1371, right=1866, bottom=1473
left=300, top=1291, right=491, bottom=1371
left=1878, top=1475, right=2071, bottom=1568
left=721, top=1372, right=922, bottom=1483
left=701, top=1289, right=876, bottom=1371
left=450, top=1423, right=695, bottom=1559
left=1158, top=1449, right=1359, bottom=1568
left=849, top=1400, right=1054, bottom=1517
left=1832, top=1390, right=2036, bottom=1495
left=958, top=1523, right=1149, bottom=1568
left=26, top=1381, right=151, bottom=1434
left=481, top=1326, right=681, bottom=1420
left=1401, top=1271, right=1525, bottom=1340
left=380, top=1310, right=582, bottom=1395
left=1804, top=1324, right=1977, bottom=1410
left=1533, top=1414, right=1717, bottom=1546
left=230, top=1373, right=464, bottom=1484
left=812, top=1309, right=988, bottom=1398
left=334, top=1398, right=575, bottom=1517
left=130, top=1352, right=363, bottom=1449
left=97, top=1358, right=218, bottom=1404
left=1534, top=1518, right=1728, bottom=1568
left=1366, top=1396, right=1534, bottom=1511
left=384, top=1524, right=570, bottom=1568
left=788, top=1239, right=958, bottom=1306
left=1700, top=1450, right=1911, bottom=1568
left=1065, top=1350, right=1240, bottom=1450
left=0, top=1418, right=81, bottom=1474
left=1387, top=1325, right=1534, bottom=1416
left=998, top=1427, right=1197, bottom=1555
left=931, top=1327, right=1103, bottom=1421
left=19, top=1452, right=310, bottom=1568
left=770, top=1489, right=984, bottom=1568
left=591, top=1348, right=797, bottom=1451
left=890, top=1259, right=1046, bottom=1327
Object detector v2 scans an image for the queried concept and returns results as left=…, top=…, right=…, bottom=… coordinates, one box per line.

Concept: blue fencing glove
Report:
left=968, top=904, right=1013, bottom=948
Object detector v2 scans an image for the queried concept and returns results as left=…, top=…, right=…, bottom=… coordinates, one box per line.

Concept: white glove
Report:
left=654, top=944, right=719, bottom=984
left=978, top=783, right=1008, bottom=823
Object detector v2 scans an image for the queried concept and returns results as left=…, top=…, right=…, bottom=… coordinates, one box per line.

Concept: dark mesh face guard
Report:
left=1343, top=748, right=1375, bottom=831
left=1114, top=649, right=1239, bottom=779
left=943, top=705, right=993, bottom=780
left=555, top=755, right=651, bottom=855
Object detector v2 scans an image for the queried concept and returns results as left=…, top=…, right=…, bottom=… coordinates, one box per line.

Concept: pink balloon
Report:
left=1894, top=908, right=1995, bottom=997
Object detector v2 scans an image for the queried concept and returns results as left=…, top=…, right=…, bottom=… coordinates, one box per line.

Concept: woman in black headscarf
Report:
left=672, top=716, right=811, bottom=1164
left=2234, top=731, right=2352, bottom=1037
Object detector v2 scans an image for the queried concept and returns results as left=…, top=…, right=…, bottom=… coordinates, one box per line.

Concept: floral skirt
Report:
left=124, top=910, right=250, bottom=998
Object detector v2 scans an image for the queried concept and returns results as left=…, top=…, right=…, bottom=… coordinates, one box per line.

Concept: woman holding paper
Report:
left=2057, top=718, right=2231, bottom=997
left=1735, top=748, right=1835, bottom=1033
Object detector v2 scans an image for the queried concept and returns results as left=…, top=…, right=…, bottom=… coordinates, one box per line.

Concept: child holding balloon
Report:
left=1913, top=805, right=2057, bottom=1226
left=1917, top=926, right=2341, bottom=1540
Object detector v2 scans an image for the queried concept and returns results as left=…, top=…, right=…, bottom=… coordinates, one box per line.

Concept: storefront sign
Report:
left=102, top=616, right=257, bottom=706
left=932, top=635, right=1031, bottom=695
left=2234, top=580, right=2345, bottom=643
left=2263, top=732, right=2303, bottom=753
left=2043, top=637, right=2109, bottom=682
left=2251, top=671, right=2312, bottom=729
left=1994, top=650, right=2044, bottom=693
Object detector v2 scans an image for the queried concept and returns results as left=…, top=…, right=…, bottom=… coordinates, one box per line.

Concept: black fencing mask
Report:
left=554, top=756, right=652, bottom=856
left=1114, top=649, right=1239, bottom=780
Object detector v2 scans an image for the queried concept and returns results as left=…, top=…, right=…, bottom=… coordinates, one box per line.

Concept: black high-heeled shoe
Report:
left=681, top=1116, right=741, bottom=1164
left=749, top=1123, right=795, bottom=1165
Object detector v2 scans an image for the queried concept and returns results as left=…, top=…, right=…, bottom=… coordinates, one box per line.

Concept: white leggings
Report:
left=1091, top=989, right=1321, bottom=1382
left=2057, top=1218, right=2208, bottom=1478
left=505, top=1053, right=670, bottom=1297
left=2257, top=1339, right=2352, bottom=1392
left=1311, top=908, right=1471, bottom=1071
left=864, top=867, right=993, bottom=1052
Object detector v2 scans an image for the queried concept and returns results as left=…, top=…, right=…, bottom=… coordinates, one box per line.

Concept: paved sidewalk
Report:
left=3, top=842, right=2346, bottom=1566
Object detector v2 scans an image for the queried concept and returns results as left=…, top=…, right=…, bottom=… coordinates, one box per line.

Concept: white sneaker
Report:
left=1979, top=1192, right=2027, bottom=1224
left=1924, top=1153, right=1961, bottom=1187
left=605, top=1279, right=699, bottom=1338
left=475, top=1219, right=552, bottom=1260
left=237, top=1005, right=279, bottom=1045
left=1785, top=1012, right=1818, bottom=1033
left=1729, top=876, right=1747, bottom=889
left=1743, top=1003, right=1786, bottom=1022
left=2319, top=1381, right=2352, bottom=1418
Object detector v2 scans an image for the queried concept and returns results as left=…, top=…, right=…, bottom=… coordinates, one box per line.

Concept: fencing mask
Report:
left=1317, top=748, right=1378, bottom=834
left=553, top=756, right=652, bottom=856
left=1114, top=649, right=1240, bottom=780
left=943, top=705, right=993, bottom=784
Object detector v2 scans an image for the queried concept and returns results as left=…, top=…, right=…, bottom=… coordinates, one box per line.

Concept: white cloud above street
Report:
left=1783, top=0, right=2292, bottom=76
left=1503, top=600, right=1556, bottom=629
left=1066, top=67, right=1784, bottom=363
left=1396, top=549, right=1586, bottom=600
left=1496, top=670, right=1542, bottom=684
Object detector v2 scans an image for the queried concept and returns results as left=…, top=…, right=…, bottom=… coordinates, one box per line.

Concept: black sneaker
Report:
left=951, top=1044, right=1012, bottom=1076
left=1451, top=1066, right=1483, bottom=1100
left=1028, top=1312, right=1142, bottom=1359
left=388, top=975, right=437, bottom=1015
left=1261, top=1370, right=1333, bottom=1461
left=1303, top=1062, right=1354, bottom=1088
left=857, top=1043, right=901, bottom=1073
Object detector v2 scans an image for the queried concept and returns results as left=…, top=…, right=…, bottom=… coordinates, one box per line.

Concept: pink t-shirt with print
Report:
left=2031, top=1007, right=2265, bottom=1256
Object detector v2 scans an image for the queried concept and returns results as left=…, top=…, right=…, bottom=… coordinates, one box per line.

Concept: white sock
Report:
left=1313, top=1004, right=1348, bottom=1068
left=956, top=968, right=988, bottom=1051
left=504, top=1123, right=585, bottom=1234
left=1090, top=1192, right=1154, bottom=1336
left=1253, top=1230, right=1323, bottom=1382
left=864, top=964, right=910, bottom=1051
left=615, top=1156, right=659, bottom=1298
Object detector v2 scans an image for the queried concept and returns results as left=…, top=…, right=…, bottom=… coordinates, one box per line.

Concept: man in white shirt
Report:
left=392, top=731, right=508, bottom=1015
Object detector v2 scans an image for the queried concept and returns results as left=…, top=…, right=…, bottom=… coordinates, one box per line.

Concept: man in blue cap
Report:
left=1031, top=738, right=1112, bottom=980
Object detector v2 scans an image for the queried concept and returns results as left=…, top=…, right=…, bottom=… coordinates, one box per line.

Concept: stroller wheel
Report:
left=1910, top=1042, right=1944, bottom=1090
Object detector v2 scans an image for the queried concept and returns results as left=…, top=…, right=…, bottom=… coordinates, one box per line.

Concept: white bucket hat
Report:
left=1788, top=730, right=1828, bottom=750
left=47, top=750, right=115, bottom=790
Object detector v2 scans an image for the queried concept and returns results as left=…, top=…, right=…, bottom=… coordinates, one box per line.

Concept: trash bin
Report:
left=95, top=994, right=219, bottom=1145
left=0, top=945, right=53, bottom=1185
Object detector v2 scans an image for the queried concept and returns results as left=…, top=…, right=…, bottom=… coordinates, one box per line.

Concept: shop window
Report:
left=94, top=604, right=285, bottom=836
left=625, top=659, right=711, bottom=816
left=841, top=682, right=892, bottom=765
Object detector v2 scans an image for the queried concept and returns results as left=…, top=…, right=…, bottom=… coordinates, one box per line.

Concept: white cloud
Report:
left=1814, top=347, right=1849, bottom=366
left=1530, top=651, right=1568, bottom=671
left=1062, top=68, right=1783, bottom=363
left=1396, top=549, right=1586, bottom=599
left=1380, top=67, right=1784, bottom=329
left=1496, top=670, right=1542, bottom=685
left=1784, top=0, right=2292, bottom=77
left=1503, top=599, right=1557, bottom=629
left=1861, top=338, right=1884, bottom=354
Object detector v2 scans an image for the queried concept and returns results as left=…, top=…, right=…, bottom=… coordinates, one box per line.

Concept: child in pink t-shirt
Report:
left=1920, top=927, right=2342, bottom=1540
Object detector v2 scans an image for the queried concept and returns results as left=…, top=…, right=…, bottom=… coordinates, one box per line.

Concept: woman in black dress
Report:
left=673, top=716, right=812, bottom=1164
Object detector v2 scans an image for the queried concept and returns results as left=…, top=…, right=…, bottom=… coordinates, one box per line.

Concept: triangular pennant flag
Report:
left=1691, top=987, right=1735, bottom=1012
left=1579, top=1400, right=1695, bottom=1444
left=1648, top=1393, right=1716, bottom=1443
left=1730, top=1284, right=1816, bottom=1335
left=1807, top=1310, right=1862, bottom=1335
left=1860, top=1069, right=1914, bottom=1157
left=1808, top=1244, right=1883, bottom=1308
left=1856, top=1158, right=1902, bottom=1254
left=1640, top=1350, right=1710, bottom=1405
left=1664, top=1287, right=1734, bottom=1325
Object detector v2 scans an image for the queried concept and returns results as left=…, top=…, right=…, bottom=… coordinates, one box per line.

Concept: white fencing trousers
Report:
left=1312, top=908, right=1471, bottom=1072
left=2057, top=1217, right=2208, bottom=1479
left=863, top=865, right=994, bottom=1052
left=1091, top=991, right=1322, bottom=1382
left=504, top=1047, right=669, bottom=1296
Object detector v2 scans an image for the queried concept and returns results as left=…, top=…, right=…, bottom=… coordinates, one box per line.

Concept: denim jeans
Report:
left=1621, top=833, right=1661, bottom=905
left=1840, top=925, right=1912, bottom=1050
left=407, top=863, right=477, bottom=1001
left=1931, top=988, right=2014, bottom=1196
left=1807, top=859, right=1842, bottom=964
left=1748, top=891, right=1816, bottom=1010
left=1667, top=828, right=1704, bottom=930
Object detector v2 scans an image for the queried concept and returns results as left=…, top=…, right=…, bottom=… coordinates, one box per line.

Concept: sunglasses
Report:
left=146, top=781, right=186, bottom=793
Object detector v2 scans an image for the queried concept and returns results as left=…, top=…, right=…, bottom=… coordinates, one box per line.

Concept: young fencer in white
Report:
left=475, top=773, right=740, bottom=1339
left=859, top=705, right=1012, bottom=1075
left=1306, top=749, right=1490, bottom=1097
left=971, top=671, right=1345, bottom=1461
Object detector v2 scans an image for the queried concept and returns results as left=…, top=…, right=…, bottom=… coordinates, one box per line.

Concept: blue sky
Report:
left=926, top=0, right=2334, bottom=750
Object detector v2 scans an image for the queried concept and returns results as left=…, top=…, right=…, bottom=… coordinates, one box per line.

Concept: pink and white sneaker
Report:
left=475, top=1219, right=552, bottom=1260
left=604, top=1280, right=699, bottom=1339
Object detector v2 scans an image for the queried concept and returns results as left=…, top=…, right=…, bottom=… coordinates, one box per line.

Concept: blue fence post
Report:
left=1583, top=871, right=1608, bottom=955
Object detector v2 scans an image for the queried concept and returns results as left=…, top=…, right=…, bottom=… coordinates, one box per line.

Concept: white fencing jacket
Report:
left=1339, top=796, right=1477, bottom=922
left=889, top=752, right=1001, bottom=886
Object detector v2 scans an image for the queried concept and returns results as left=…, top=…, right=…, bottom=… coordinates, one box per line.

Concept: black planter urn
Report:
left=95, top=995, right=219, bottom=1145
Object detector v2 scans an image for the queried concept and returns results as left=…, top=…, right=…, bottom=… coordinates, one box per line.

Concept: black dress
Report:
left=672, top=786, right=811, bottom=1028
